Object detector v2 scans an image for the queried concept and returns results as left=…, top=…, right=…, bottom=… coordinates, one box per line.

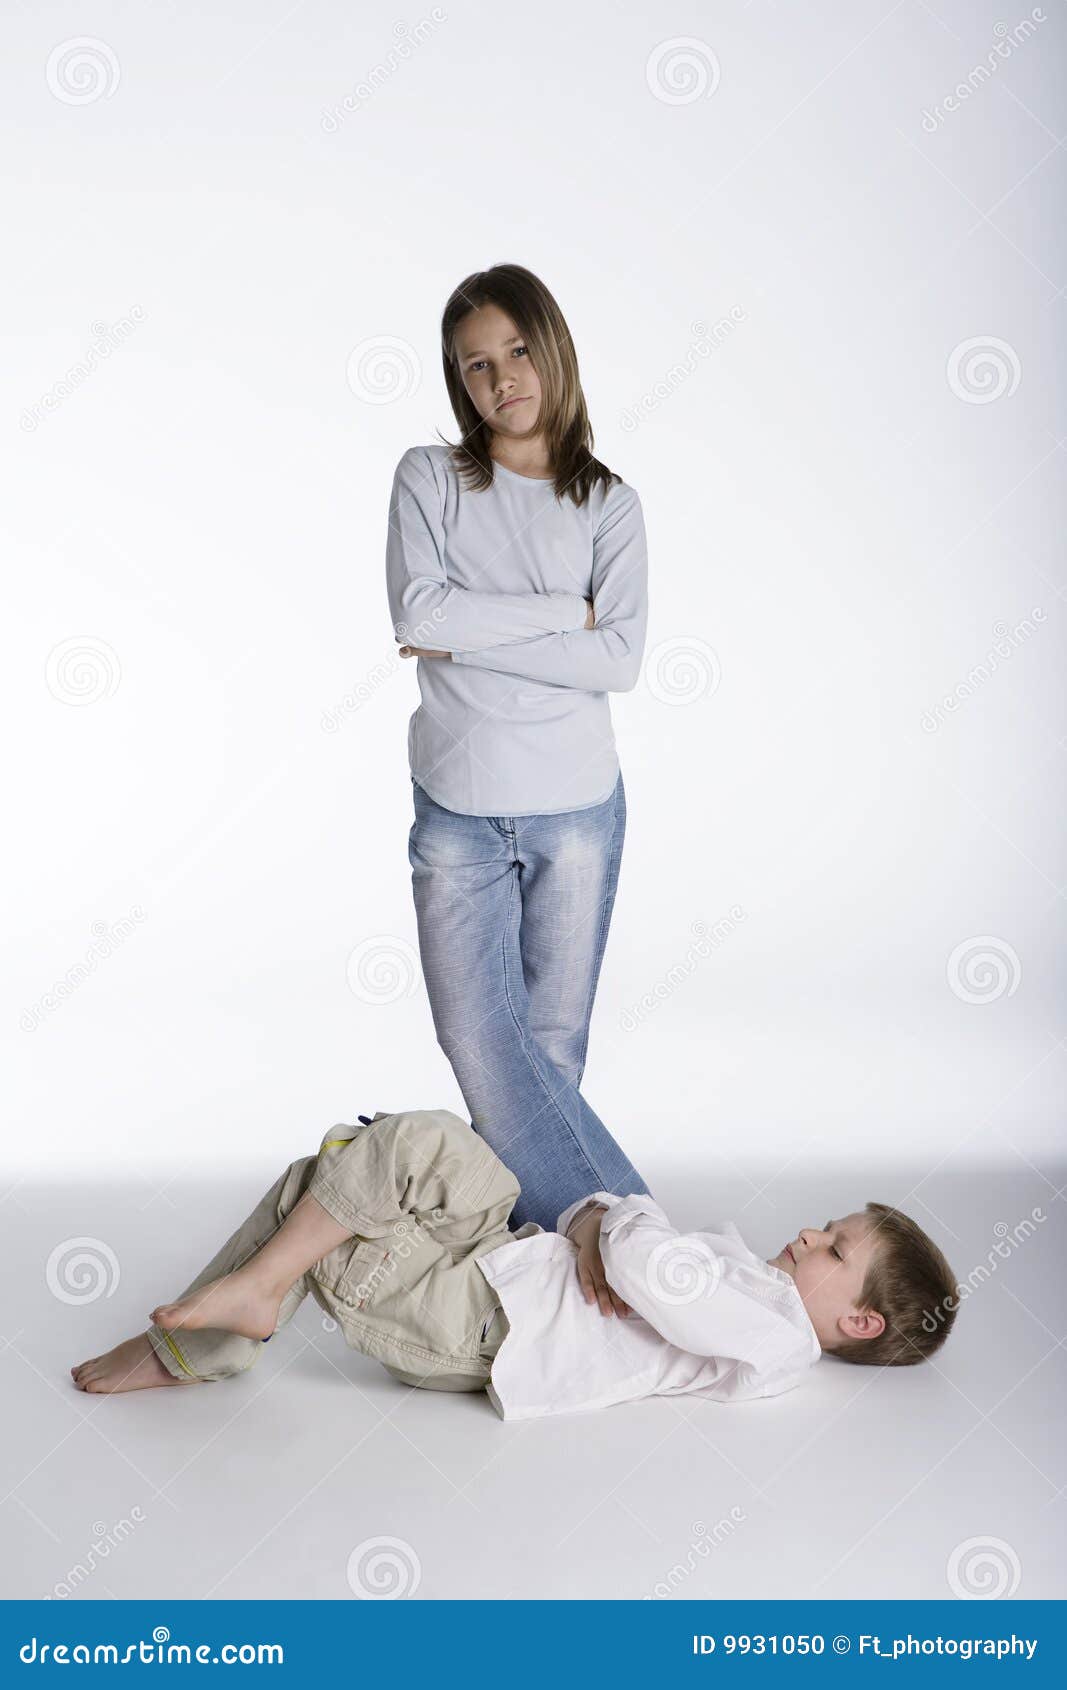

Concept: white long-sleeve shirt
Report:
left=473, top=1192, right=821, bottom=1421
left=384, top=444, right=649, bottom=816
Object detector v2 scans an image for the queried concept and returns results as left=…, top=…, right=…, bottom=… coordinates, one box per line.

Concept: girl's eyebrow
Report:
left=462, top=336, right=522, bottom=358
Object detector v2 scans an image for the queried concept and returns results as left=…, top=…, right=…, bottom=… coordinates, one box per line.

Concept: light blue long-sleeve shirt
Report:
left=384, top=444, right=649, bottom=816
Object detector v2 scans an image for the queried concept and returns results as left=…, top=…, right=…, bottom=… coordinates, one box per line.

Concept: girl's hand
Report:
left=584, top=599, right=595, bottom=630
left=570, top=1204, right=631, bottom=1319
left=399, top=645, right=451, bottom=659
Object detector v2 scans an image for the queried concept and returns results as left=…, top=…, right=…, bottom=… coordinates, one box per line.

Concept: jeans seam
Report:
left=498, top=855, right=608, bottom=1195
left=574, top=773, right=623, bottom=1081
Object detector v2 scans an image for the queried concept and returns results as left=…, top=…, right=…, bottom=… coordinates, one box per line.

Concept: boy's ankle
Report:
left=237, top=1261, right=288, bottom=1301
left=251, top=1263, right=298, bottom=1304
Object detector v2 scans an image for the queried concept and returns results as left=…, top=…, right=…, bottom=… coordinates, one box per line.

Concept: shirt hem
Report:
left=411, top=768, right=620, bottom=819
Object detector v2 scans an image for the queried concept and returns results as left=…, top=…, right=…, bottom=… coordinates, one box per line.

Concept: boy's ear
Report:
left=838, top=1307, right=885, bottom=1342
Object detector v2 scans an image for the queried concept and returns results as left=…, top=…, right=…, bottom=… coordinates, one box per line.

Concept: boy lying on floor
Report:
left=71, top=1107, right=959, bottom=1418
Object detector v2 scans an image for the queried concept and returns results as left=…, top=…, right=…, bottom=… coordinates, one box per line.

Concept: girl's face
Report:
left=453, top=302, right=542, bottom=439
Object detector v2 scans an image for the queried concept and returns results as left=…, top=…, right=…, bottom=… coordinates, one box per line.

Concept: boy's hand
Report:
left=584, top=598, right=595, bottom=630
left=399, top=645, right=451, bottom=658
left=569, top=1204, right=631, bottom=1319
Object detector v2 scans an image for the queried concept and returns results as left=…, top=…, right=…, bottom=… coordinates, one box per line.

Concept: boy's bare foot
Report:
left=71, top=1332, right=192, bottom=1393
left=150, top=1267, right=281, bottom=1342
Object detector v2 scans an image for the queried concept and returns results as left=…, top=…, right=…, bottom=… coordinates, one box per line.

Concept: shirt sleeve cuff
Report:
left=561, top=592, right=589, bottom=630
left=597, top=1193, right=667, bottom=1235
left=556, top=1190, right=616, bottom=1238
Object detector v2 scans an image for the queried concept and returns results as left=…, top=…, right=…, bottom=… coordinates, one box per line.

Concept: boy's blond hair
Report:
left=828, top=1202, right=959, bottom=1367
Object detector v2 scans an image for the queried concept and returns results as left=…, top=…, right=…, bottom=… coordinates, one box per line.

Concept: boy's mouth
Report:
left=784, top=1244, right=795, bottom=1263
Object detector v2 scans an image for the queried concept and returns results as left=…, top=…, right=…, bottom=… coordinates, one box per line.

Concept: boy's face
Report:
left=766, top=1211, right=885, bottom=1351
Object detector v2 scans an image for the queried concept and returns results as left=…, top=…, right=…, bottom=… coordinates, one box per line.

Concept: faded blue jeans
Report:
left=407, top=770, right=652, bottom=1231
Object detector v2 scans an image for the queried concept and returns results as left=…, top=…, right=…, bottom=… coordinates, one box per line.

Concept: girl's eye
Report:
left=469, top=346, right=527, bottom=373
left=831, top=1246, right=842, bottom=1261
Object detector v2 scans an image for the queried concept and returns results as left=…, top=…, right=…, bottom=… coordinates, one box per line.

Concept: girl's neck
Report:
left=488, top=435, right=554, bottom=480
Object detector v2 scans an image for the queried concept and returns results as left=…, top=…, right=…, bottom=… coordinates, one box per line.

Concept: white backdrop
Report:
left=5, top=0, right=1064, bottom=1194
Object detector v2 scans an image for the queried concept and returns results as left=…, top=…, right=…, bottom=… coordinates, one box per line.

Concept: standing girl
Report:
left=385, top=263, right=653, bottom=1232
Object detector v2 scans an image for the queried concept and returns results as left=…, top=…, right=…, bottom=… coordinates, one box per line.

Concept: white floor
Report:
left=4, top=1160, right=1064, bottom=1602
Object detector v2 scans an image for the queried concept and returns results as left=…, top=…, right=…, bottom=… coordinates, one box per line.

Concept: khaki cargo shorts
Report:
left=147, top=1108, right=519, bottom=1395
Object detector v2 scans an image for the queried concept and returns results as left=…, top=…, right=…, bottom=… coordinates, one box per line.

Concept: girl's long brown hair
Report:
left=438, top=263, right=619, bottom=509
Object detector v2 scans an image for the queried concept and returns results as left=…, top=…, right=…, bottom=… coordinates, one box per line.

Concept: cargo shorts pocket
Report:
left=316, top=1237, right=394, bottom=1313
